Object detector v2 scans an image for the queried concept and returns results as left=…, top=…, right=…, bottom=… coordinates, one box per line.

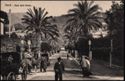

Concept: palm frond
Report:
left=22, top=6, right=59, bottom=44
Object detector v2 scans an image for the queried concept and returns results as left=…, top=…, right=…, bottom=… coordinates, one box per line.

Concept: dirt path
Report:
left=24, top=51, right=123, bottom=80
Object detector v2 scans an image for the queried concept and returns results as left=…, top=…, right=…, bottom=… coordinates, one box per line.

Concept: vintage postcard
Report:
left=0, top=0, right=124, bottom=80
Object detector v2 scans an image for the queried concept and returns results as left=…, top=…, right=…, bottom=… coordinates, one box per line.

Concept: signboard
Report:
left=1, top=37, right=17, bottom=53
left=1, top=43, right=16, bottom=53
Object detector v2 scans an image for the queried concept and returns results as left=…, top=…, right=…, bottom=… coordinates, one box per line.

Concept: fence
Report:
left=91, top=38, right=111, bottom=61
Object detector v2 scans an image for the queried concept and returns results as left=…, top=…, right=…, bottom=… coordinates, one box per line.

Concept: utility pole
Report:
left=110, top=39, right=113, bottom=67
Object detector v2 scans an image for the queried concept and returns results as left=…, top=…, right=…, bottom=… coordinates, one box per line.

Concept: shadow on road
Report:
left=64, top=69, right=99, bottom=80
left=65, top=69, right=81, bottom=74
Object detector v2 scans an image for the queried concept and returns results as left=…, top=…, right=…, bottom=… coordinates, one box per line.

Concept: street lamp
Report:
left=109, top=30, right=115, bottom=67
left=109, top=39, right=113, bottom=67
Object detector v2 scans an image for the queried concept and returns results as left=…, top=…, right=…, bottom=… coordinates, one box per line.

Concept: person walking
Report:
left=32, top=57, right=37, bottom=72
left=20, top=59, right=28, bottom=80
left=40, top=56, right=47, bottom=72
left=67, top=54, right=69, bottom=60
left=54, top=57, right=65, bottom=81
left=24, top=50, right=32, bottom=74
left=80, top=55, right=92, bottom=77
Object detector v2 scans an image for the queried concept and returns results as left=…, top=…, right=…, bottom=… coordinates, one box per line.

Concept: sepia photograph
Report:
left=0, top=0, right=124, bottom=80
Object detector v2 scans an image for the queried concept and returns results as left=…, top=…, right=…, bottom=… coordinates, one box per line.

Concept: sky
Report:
left=1, top=1, right=120, bottom=16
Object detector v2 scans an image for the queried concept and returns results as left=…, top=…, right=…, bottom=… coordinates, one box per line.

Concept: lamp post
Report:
left=110, top=39, right=113, bottom=67
left=109, top=30, right=115, bottom=67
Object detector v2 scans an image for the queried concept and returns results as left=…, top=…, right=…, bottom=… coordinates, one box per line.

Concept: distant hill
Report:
left=7, top=13, right=25, bottom=32
left=8, top=13, right=24, bottom=25
left=53, top=15, right=71, bottom=46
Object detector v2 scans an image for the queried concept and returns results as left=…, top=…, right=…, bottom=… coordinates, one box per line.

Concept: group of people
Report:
left=53, top=55, right=92, bottom=81
left=66, top=53, right=92, bottom=77
left=18, top=47, right=92, bottom=81
left=80, top=55, right=92, bottom=77
left=20, top=49, right=49, bottom=75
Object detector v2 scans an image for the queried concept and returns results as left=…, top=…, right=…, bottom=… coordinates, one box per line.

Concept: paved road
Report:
left=24, top=51, right=123, bottom=80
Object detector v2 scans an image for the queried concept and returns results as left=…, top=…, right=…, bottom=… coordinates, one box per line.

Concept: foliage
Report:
left=105, top=0, right=124, bottom=66
left=105, top=1, right=124, bottom=48
left=105, top=1, right=124, bottom=36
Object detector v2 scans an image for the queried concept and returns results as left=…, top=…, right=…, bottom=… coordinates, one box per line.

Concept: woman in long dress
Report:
left=81, top=56, right=92, bottom=77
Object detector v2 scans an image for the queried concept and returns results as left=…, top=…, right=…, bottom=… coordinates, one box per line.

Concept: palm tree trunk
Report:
left=37, top=33, right=41, bottom=58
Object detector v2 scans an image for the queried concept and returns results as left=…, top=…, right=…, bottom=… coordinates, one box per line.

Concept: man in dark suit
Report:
left=54, top=57, right=65, bottom=81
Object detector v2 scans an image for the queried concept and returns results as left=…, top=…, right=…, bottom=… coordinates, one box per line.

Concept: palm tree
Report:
left=64, top=29, right=78, bottom=56
left=65, top=0, right=103, bottom=38
left=64, top=0, right=104, bottom=57
left=22, top=7, right=59, bottom=49
left=48, top=37, right=60, bottom=53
